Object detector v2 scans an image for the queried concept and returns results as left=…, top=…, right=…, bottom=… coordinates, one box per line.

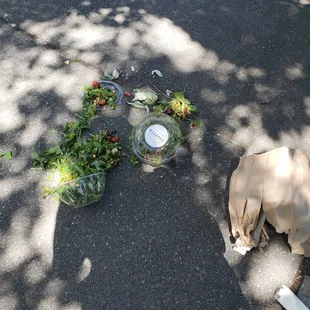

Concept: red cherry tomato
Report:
left=92, top=81, right=100, bottom=88
left=111, top=136, right=120, bottom=143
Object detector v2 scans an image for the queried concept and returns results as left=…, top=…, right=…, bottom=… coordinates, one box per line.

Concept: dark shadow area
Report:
left=53, top=161, right=250, bottom=309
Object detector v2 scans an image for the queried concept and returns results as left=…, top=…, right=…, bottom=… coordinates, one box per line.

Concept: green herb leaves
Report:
left=82, top=84, right=117, bottom=109
left=32, top=83, right=123, bottom=196
left=0, top=151, right=13, bottom=160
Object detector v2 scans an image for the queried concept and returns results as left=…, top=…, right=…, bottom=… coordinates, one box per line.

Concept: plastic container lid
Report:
left=132, top=113, right=183, bottom=166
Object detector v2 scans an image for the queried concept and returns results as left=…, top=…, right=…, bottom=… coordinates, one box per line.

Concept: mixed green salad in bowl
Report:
left=32, top=80, right=123, bottom=208
left=33, top=130, right=122, bottom=207
left=131, top=113, right=183, bottom=166
left=57, top=172, right=106, bottom=208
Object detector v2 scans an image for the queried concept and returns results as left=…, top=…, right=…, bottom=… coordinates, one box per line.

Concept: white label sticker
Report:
left=145, top=124, right=168, bottom=148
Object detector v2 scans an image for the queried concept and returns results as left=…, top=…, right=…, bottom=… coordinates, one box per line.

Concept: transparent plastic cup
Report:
left=57, top=172, right=106, bottom=208
left=132, top=113, right=183, bottom=167
left=98, top=80, right=123, bottom=104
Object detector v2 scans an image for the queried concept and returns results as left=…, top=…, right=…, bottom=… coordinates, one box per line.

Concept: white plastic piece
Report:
left=232, top=246, right=251, bottom=255
left=275, top=285, right=309, bottom=310
left=151, top=70, right=163, bottom=77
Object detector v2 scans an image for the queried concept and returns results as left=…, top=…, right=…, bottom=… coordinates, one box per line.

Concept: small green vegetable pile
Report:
left=0, top=151, right=13, bottom=160
left=154, top=92, right=201, bottom=128
left=127, top=89, right=200, bottom=128
left=32, top=131, right=122, bottom=183
left=82, top=81, right=117, bottom=109
left=32, top=81, right=122, bottom=204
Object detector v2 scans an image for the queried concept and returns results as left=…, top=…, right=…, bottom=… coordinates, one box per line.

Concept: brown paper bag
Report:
left=229, top=147, right=310, bottom=256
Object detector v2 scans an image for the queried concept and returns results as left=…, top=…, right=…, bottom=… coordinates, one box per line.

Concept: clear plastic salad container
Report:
left=57, top=172, right=105, bottom=208
left=98, top=80, right=123, bottom=104
left=132, top=113, right=183, bottom=166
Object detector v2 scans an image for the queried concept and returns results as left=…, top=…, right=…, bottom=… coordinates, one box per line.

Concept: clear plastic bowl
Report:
left=57, top=172, right=105, bottom=208
left=98, top=80, right=123, bottom=104
left=132, top=113, right=183, bottom=166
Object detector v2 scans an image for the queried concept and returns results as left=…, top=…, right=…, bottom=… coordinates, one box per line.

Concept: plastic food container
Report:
left=132, top=113, right=183, bottom=166
left=98, top=80, right=123, bottom=104
left=57, top=172, right=106, bottom=208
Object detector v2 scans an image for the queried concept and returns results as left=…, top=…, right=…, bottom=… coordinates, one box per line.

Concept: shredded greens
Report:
left=32, top=82, right=123, bottom=205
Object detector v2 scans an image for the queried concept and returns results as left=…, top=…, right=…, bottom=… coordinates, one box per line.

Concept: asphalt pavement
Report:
left=0, top=0, right=309, bottom=309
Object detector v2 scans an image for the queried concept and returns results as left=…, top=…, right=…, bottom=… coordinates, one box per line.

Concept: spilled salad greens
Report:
left=32, top=81, right=123, bottom=205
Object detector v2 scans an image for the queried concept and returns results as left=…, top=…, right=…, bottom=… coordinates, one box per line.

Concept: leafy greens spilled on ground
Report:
left=0, top=151, right=13, bottom=160
left=32, top=81, right=123, bottom=197
left=32, top=131, right=122, bottom=183
left=83, top=81, right=118, bottom=109
left=154, top=92, right=200, bottom=126
left=127, top=90, right=200, bottom=127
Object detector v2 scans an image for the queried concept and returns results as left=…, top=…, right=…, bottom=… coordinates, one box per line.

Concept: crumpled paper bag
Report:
left=229, top=147, right=310, bottom=256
